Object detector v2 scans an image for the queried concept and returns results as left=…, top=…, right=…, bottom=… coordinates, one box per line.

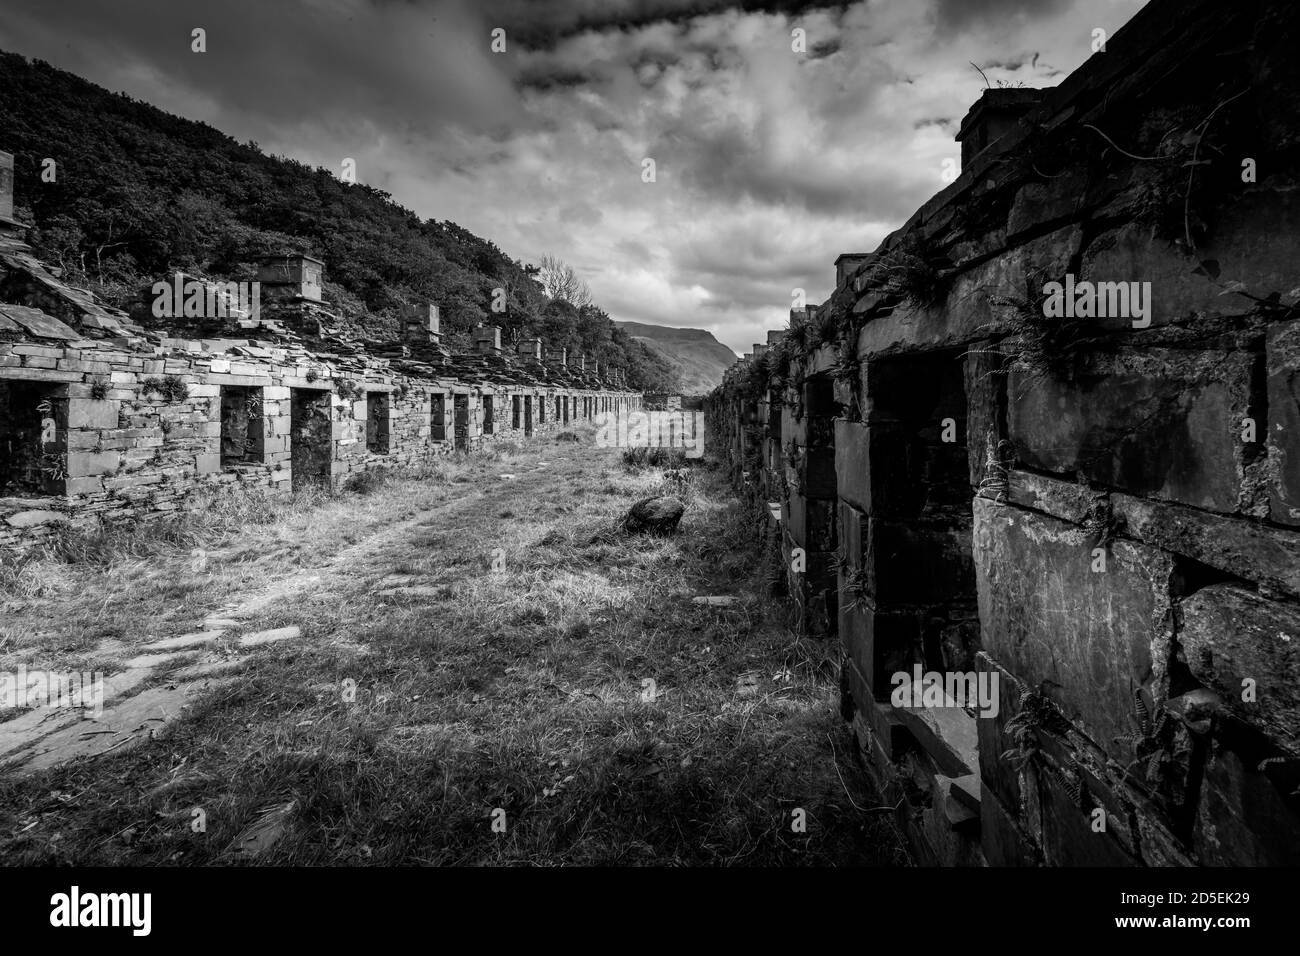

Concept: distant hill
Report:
left=614, top=321, right=738, bottom=395
left=0, top=51, right=678, bottom=392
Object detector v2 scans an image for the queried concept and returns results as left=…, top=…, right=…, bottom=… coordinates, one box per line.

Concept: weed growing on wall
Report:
left=141, top=375, right=189, bottom=402
left=987, top=271, right=1098, bottom=386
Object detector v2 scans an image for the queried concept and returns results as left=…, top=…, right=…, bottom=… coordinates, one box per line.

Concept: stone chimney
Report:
left=257, top=254, right=325, bottom=304
left=516, top=337, right=542, bottom=360
left=835, top=253, right=872, bottom=289
left=0, top=152, right=13, bottom=223
left=767, top=330, right=786, bottom=347
left=545, top=346, right=567, bottom=367
left=402, top=302, right=441, bottom=345
left=474, top=325, right=502, bottom=354
left=956, top=88, right=1045, bottom=169
left=753, top=343, right=767, bottom=358
left=0, top=152, right=26, bottom=236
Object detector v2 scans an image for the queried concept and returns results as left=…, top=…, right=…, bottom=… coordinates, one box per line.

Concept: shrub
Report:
left=344, top=467, right=386, bottom=495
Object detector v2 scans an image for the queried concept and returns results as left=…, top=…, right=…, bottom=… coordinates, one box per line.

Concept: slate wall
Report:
left=0, top=336, right=640, bottom=551
left=707, top=0, right=1300, bottom=866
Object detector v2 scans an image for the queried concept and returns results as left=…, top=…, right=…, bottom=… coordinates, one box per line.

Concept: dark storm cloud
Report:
left=808, top=38, right=841, bottom=59
left=664, top=121, right=934, bottom=220
left=930, top=0, right=1073, bottom=34
left=0, top=0, right=528, bottom=140
left=516, top=67, right=598, bottom=92
left=480, top=0, right=851, bottom=50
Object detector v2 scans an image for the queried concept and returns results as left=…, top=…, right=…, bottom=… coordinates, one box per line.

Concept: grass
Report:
left=0, top=428, right=907, bottom=866
left=621, top=445, right=688, bottom=470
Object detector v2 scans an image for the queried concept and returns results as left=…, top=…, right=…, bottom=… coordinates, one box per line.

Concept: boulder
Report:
left=621, top=496, right=685, bottom=535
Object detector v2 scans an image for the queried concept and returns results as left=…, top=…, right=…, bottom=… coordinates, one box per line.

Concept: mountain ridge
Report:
left=613, top=320, right=738, bottom=395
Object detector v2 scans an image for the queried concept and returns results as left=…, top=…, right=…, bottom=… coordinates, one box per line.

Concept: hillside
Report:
left=0, top=52, right=677, bottom=391
left=614, top=320, right=737, bottom=395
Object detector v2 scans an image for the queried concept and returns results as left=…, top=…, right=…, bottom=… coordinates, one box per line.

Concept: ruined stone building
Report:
left=708, top=0, right=1300, bottom=865
left=0, top=152, right=640, bottom=551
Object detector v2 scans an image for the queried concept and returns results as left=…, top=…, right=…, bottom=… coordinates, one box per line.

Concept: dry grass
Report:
left=0, top=430, right=907, bottom=866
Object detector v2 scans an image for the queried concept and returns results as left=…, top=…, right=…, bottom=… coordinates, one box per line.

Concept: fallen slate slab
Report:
left=375, top=586, right=443, bottom=600
left=203, top=617, right=243, bottom=629
left=692, top=596, right=740, bottom=606
left=0, top=707, right=81, bottom=759
left=3, top=510, right=66, bottom=529
left=0, top=304, right=81, bottom=340
left=141, top=630, right=226, bottom=652
left=172, top=659, right=245, bottom=681
left=239, top=626, right=301, bottom=647
left=13, top=680, right=222, bottom=773
left=948, top=773, right=982, bottom=813
left=376, top=574, right=422, bottom=588
left=229, top=800, right=296, bottom=859
left=122, top=651, right=200, bottom=669
left=102, top=668, right=154, bottom=700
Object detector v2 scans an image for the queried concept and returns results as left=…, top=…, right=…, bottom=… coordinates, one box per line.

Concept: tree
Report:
left=535, top=254, right=592, bottom=309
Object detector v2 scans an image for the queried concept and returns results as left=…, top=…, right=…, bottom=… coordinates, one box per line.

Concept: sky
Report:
left=0, top=0, right=1145, bottom=353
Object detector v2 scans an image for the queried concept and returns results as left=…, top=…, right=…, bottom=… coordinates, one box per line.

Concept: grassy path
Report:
left=0, top=430, right=907, bottom=865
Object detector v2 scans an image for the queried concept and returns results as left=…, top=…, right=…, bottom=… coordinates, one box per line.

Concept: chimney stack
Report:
left=474, top=325, right=502, bottom=354
left=402, top=302, right=441, bottom=345
left=257, top=253, right=325, bottom=304
left=545, top=346, right=568, bottom=367
left=516, top=337, right=542, bottom=360
left=956, top=88, right=1045, bottom=169
left=767, top=330, right=786, bottom=347
left=0, top=151, right=14, bottom=224
left=834, top=253, right=872, bottom=290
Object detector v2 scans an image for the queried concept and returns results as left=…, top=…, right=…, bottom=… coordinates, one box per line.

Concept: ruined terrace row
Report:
left=707, top=0, right=1300, bottom=866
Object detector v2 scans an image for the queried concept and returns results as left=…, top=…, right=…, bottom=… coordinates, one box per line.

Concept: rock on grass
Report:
left=621, top=496, right=685, bottom=536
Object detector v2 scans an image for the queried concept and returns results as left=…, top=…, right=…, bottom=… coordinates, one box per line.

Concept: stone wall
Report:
left=708, top=0, right=1300, bottom=866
